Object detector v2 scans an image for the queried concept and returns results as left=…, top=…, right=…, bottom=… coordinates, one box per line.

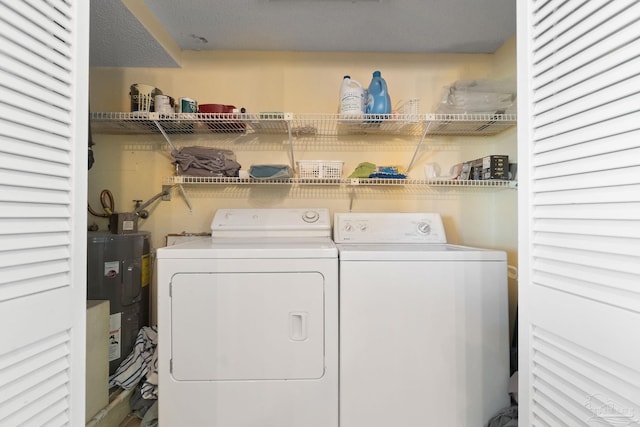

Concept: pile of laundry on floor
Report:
left=109, top=326, right=158, bottom=427
left=485, top=372, right=518, bottom=427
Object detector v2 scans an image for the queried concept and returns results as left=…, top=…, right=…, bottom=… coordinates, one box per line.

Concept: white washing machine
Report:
left=334, top=212, right=510, bottom=427
left=156, top=208, right=338, bottom=427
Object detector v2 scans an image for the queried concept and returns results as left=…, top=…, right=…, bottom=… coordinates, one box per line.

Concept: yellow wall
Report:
left=490, top=35, right=518, bottom=338
left=89, top=38, right=518, bottom=330
left=91, top=50, right=497, bottom=113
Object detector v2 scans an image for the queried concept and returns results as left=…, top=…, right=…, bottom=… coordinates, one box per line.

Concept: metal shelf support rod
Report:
left=406, top=119, right=432, bottom=173
left=178, top=184, right=193, bottom=213
left=348, top=186, right=356, bottom=212
left=286, top=114, right=295, bottom=170
left=153, top=120, right=177, bottom=151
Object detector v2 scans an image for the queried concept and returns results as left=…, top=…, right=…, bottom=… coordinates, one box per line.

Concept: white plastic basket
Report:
left=401, top=98, right=420, bottom=123
left=130, top=84, right=161, bottom=112
left=297, top=160, right=344, bottom=179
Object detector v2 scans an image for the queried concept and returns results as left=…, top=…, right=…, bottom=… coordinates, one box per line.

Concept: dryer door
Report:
left=170, top=271, right=325, bottom=381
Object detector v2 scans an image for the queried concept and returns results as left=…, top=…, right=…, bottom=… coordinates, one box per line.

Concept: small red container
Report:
left=198, top=103, right=236, bottom=113
left=198, top=104, right=245, bottom=132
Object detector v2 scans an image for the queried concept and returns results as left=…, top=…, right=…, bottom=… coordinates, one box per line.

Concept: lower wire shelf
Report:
left=162, top=176, right=516, bottom=211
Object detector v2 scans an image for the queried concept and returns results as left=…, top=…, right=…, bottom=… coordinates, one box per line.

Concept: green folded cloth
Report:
left=348, top=162, right=377, bottom=178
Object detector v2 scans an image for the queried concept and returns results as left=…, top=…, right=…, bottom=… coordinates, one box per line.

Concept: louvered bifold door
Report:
left=0, top=0, right=89, bottom=425
left=518, top=1, right=640, bottom=426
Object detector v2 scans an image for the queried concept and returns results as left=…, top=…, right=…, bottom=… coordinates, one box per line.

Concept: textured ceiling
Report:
left=90, top=0, right=516, bottom=68
left=90, top=0, right=179, bottom=68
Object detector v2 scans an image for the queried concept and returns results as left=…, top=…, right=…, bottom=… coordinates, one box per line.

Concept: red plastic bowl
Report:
left=198, top=104, right=245, bottom=132
left=198, top=103, right=236, bottom=113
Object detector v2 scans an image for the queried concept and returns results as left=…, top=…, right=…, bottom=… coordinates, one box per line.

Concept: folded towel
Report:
left=369, top=173, right=407, bottom=179
left=172, top=146, right=241, bottom=177
left=369, top=165, right=407, bottom=179
left=249, top=164, right=293, bottom=179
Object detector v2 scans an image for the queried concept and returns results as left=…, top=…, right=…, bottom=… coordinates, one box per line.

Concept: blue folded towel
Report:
left=369, top=173, right=407, bottom=179
left=249, top=164, right=292, bottom=179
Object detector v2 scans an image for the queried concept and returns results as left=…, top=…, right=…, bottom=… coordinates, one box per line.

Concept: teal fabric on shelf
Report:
left=249, top=164, right=292, bottom=179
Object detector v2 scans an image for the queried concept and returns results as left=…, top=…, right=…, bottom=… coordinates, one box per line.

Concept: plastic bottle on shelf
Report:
left=339, top=75, right=365, bottom=117
left=365, top=71, right=391, bottom=116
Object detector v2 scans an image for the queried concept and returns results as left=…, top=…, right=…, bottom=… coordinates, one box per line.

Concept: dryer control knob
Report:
left=302, top=210, right=320, bottom=223
left=344, top=224, right=353, bottom=232
left=417, top=222, right=431, bottom=235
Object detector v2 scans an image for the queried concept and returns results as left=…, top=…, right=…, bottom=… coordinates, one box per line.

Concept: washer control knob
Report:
left=344, top=224, right=353, bottom=232
left=359, top=223, right=368, bottom=231
left=417, top=222, right=431, bottom=235
left=302, top=210, right=319, bottom=223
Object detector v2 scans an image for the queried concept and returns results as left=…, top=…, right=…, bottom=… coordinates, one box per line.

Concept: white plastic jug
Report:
left=339, top=76, right=365, bottom=117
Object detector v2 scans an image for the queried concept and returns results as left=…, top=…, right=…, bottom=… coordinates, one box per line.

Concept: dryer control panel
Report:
left=212, top=208, right=331, bottom=238
left=334, top=213, right=447, bottom=244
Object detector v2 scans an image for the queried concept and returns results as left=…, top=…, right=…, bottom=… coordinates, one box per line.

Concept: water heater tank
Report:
left=87, top=231, right=151, bottom=375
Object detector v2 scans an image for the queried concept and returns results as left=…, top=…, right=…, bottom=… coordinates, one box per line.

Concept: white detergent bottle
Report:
left=339, top=75, right=365, bottom=117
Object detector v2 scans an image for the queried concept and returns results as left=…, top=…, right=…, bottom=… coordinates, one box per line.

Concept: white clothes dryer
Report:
left=157, top=208, right=338, bottom=427
left=334, top=212, right=510, bottom=427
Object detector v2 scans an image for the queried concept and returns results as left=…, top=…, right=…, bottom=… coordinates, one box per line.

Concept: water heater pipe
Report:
left=134, top=188, right=172, bottom=218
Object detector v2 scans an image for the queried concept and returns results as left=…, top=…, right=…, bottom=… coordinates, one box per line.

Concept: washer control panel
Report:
left=334, top=213, right=447, bottom=244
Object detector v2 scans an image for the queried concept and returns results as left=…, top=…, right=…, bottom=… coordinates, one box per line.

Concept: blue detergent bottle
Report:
left=365, top=71, right=391, bottom=115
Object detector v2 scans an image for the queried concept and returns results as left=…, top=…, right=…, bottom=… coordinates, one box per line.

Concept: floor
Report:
left=119, top=414, right=141, bottom=427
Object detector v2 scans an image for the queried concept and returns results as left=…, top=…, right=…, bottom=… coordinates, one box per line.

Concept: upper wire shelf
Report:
left=163, top=176, right=516, bottom=189
left=90, top=112, right=290, bottom=135
left=425, top=113, right=517, bottom=135
left=90, top=112, right=516, bottom=137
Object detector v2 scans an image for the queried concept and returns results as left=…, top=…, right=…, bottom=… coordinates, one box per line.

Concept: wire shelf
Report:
left=163, top=176, right=516, bottom=189
left=289, top=113, right=426, bottom=137
left=90, top=112, right=290, bottom=135
left=425, top=113, right=517, bottom=135
left=91, top=112, right=516, bottom=137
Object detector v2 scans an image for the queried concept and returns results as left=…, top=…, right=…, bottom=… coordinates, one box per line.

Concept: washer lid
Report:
left=156, top=236, right=337, bottom=259
left=212, top=208, right=331, bottom=238
left=337, top=243, right=506, bottom=261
